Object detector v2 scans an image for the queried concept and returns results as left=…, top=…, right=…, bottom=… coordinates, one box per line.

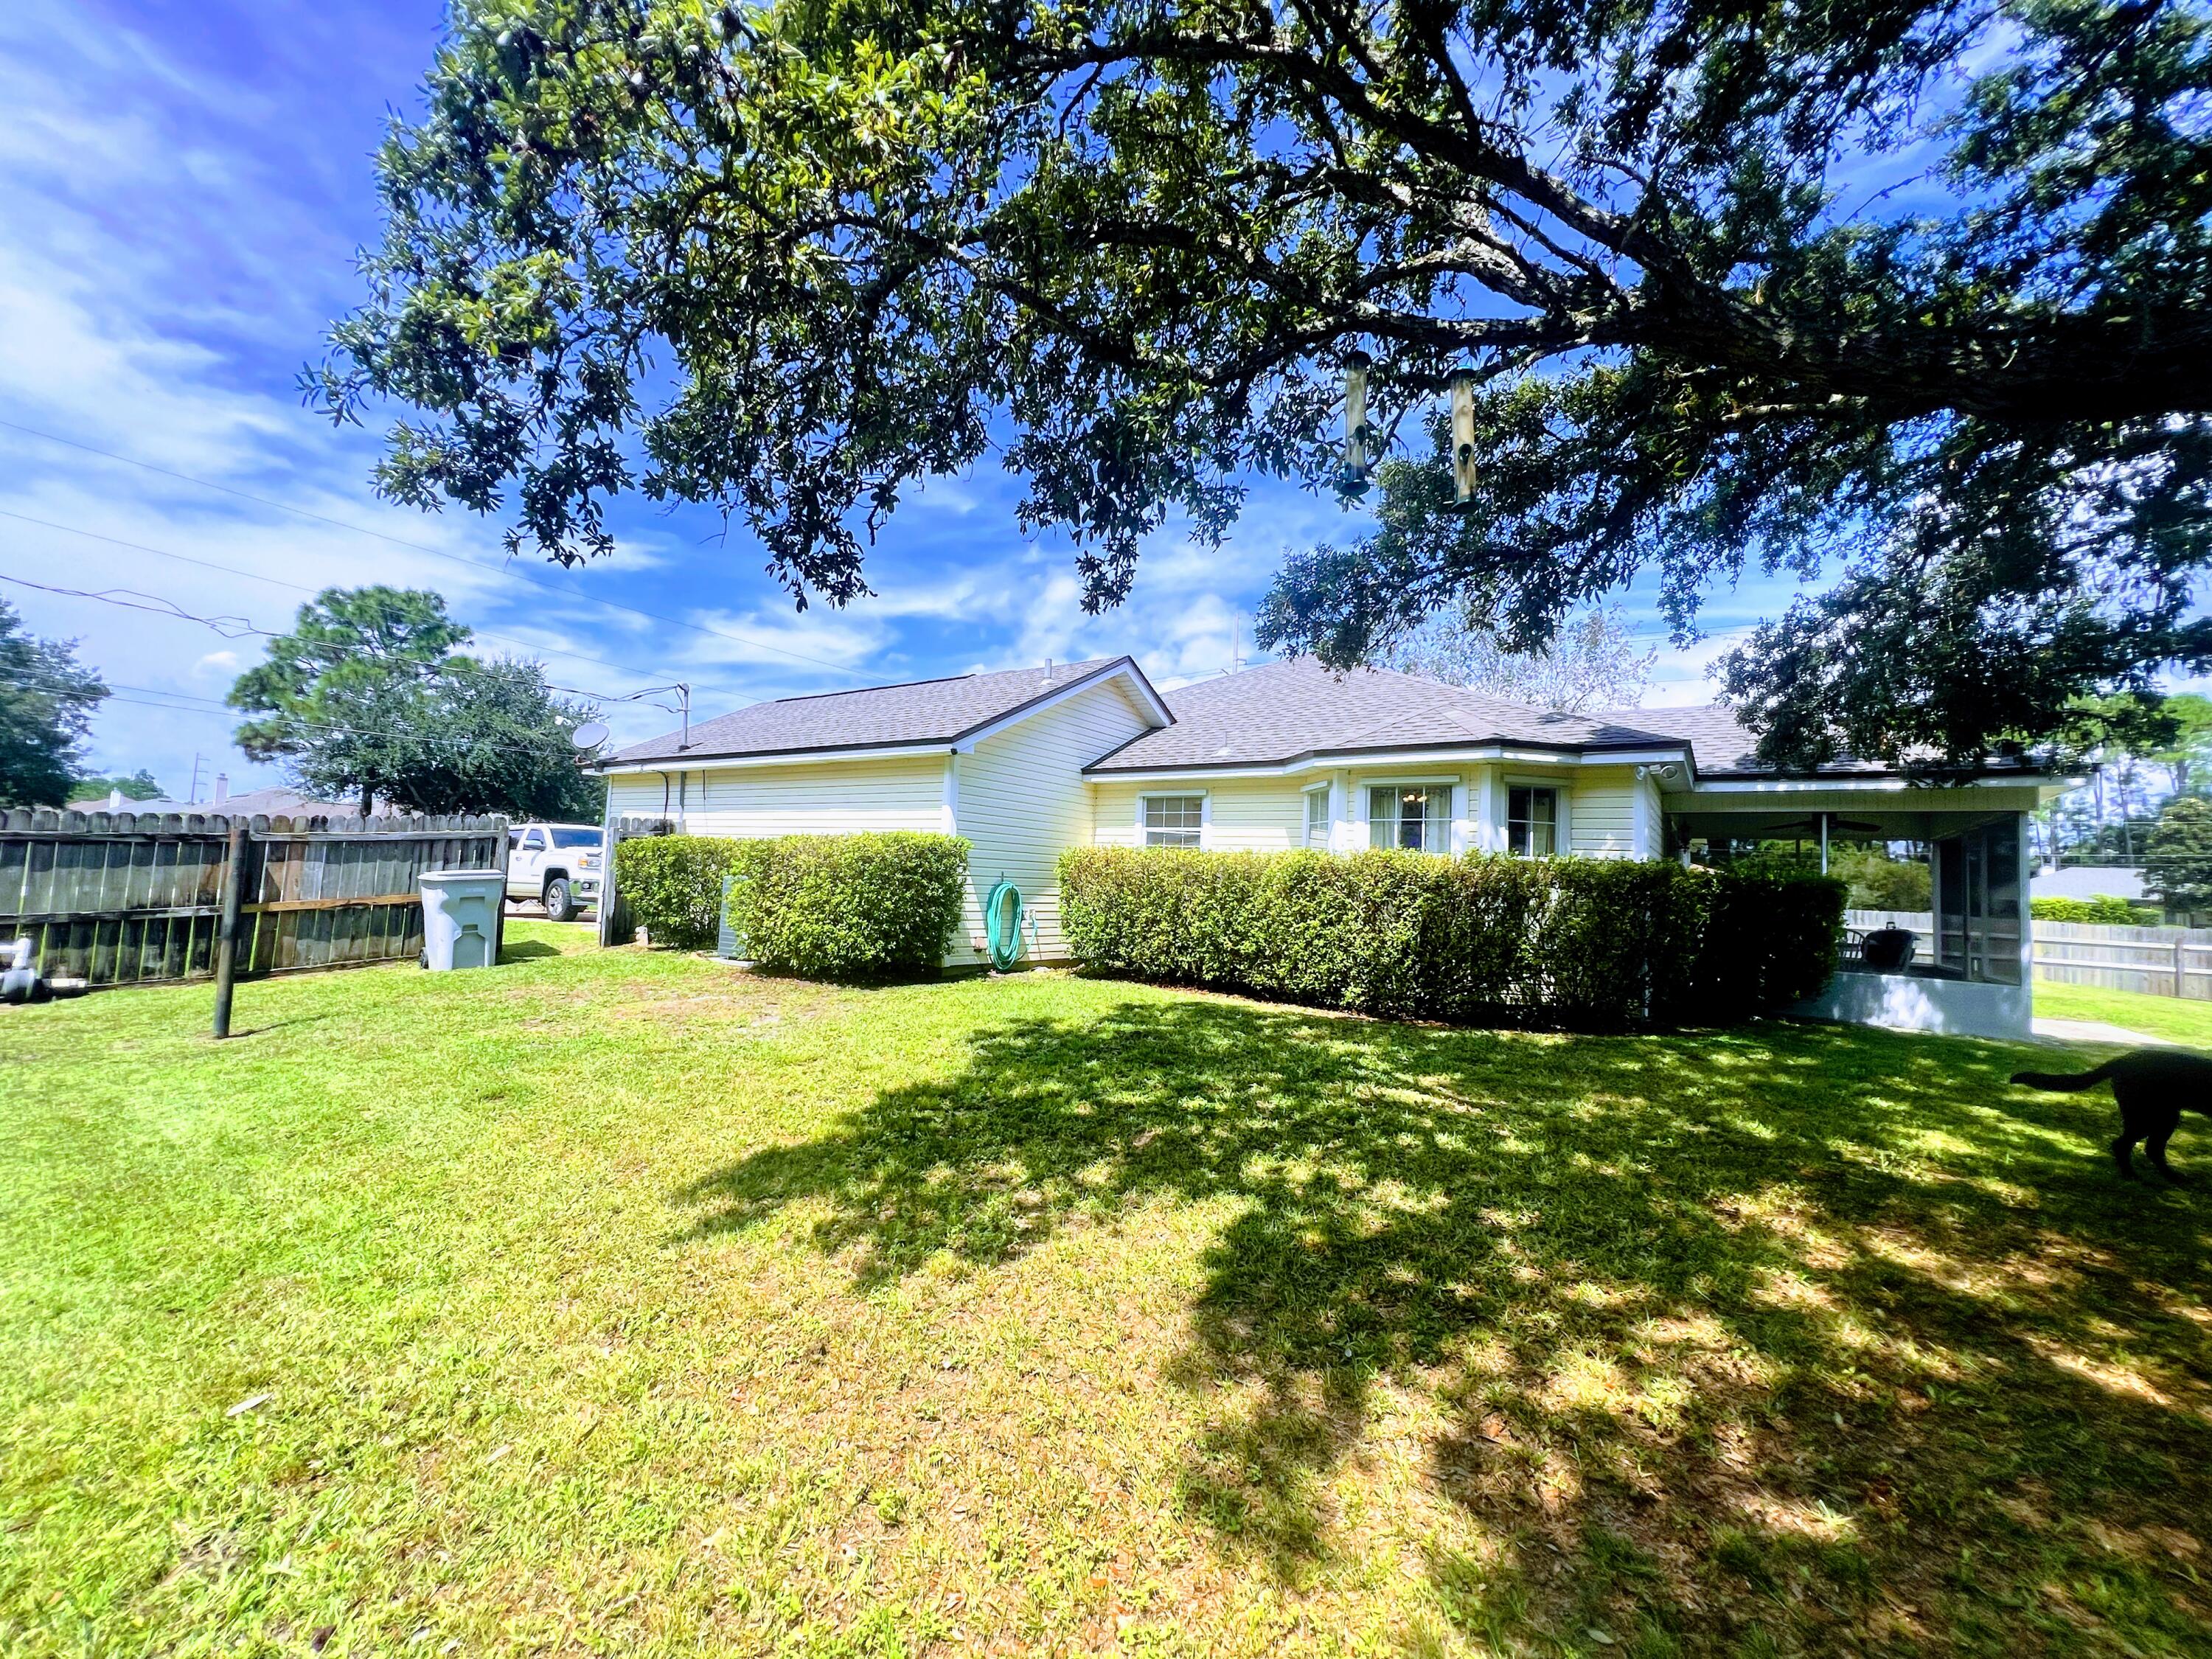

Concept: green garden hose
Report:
left=983, top=878, right=1025, bottom=971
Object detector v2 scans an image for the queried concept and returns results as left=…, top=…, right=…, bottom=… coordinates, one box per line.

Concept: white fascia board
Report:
left=950, top=660, right=1170, bottom=752
left=597, top=742, right=951, bottom=777
left=1090, top=743, right=1694, bottom=782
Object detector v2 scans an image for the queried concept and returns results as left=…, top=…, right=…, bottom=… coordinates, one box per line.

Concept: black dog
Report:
left=2011, top=1048, right=2212, bottom=1182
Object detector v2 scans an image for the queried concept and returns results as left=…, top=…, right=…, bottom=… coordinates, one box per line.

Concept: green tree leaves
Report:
left=317, top=0, right=2212, bottom=765
left=2144, top=796, right=2212, bottom=914
left=68, top=770, right=164, bottom=804
left=0, top=599, right=108, bottom=810
left=226, top=586, right=603, bottom=818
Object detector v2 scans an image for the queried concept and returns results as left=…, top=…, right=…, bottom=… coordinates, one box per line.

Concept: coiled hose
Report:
left=983, top=878, right=1025, bottom=971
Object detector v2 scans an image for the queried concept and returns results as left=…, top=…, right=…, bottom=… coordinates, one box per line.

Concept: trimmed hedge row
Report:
left=723, top=832, right=969, bottom=981
left=613, top=831, right=970, bottom=978
left=2030, top=894, right=2162, bottom=926
left=612, top=834, right=745, bottom=950
left=1058, top=846, right=1844, bottom=1029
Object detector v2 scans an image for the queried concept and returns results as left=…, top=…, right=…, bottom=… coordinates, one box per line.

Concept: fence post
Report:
left=2177, top=936, right=2188, bottom=999
left=211, top=818, right=248, bottom=1038
left=598, top=807, right=622, bottom=949
left=491, top=816, right=509, bottom=966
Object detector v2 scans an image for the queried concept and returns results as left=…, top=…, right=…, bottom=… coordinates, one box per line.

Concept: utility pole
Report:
left=187, top=752, right=206, bottom=806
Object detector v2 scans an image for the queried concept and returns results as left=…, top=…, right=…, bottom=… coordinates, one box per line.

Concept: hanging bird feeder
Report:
left=1450, top=371, right=1478, bottom=504
left=1339, top=349, right=1372, bottom=494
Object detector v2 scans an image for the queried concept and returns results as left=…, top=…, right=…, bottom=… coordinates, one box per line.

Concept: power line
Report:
left=0, top=507, right=671, bottom=683
left=0, top=573, right=274, bottom=638
left=0, top=417, right=871, bottom=677
left=4, top=566, right=687, bottom=727
left=1, top=564, right=692, bottom=756
left=10, top=669, right=595, bottom=761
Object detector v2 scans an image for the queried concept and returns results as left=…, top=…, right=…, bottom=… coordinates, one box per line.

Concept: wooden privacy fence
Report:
left=595, top=813, right=674, bottom=947
left=0, top=810, right=509, bottom=990
left=1846, top=907, right=2212, bottom=1000
left=2032, top=919, right=2212, bottom=1000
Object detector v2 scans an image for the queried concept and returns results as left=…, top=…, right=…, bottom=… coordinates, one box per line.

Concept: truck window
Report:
left=549, top=828, right=602, bottom=849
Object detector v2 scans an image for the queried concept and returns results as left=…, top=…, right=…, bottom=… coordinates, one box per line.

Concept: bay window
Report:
left=1507, top=786, right=1559, bottom=857
left=1304, top=785, right=1331, bottom=849
left=1368, top=785, right=1449, bottom=852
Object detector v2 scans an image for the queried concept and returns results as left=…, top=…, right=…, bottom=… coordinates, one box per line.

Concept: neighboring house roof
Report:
left=64, top=785, right=364, bottom=816
left=1086, top=659, right=1687, bottom=774
left=2031, top=864, right=2148, bottom=903
left=600, top=656, right=1170, bottom=768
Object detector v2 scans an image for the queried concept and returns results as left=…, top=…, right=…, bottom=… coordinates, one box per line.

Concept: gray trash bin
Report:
left=419, top=870, right=507, bottom=970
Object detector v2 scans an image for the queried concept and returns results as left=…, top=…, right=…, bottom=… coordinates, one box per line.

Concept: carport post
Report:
left=211, top=817, right=248, bottom=1038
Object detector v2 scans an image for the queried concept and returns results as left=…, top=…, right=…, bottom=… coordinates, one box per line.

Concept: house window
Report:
left=1507, top=786, right=1559, bottom=857
left=1368, top=786, right=1449, bottom=852
left=1142, top=794, right=1205, bottom=848
left=1304, top=787, right=1331, bottom=849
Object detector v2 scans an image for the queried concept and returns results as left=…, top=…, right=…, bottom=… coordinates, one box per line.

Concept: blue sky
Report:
left=3, top=0, right=1823, bottom=801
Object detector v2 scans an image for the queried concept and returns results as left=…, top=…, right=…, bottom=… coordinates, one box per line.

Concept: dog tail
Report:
left=2009, top=1062, right=2118, bottom=1092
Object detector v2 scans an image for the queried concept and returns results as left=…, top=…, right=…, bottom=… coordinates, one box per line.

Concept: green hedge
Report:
left=612, top=835, right=745, bottom=949
left=1691, top=869, right=1854, bottom=1012
left=2030, top=894, right=2162, bottom=926
left=1058, top=846, right=1844, bottom=1030
left=723, top=832, right=969, bottom=981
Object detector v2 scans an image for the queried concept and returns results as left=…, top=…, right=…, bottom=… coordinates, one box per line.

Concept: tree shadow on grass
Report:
left=677, top=998, right=2212, bottom=1652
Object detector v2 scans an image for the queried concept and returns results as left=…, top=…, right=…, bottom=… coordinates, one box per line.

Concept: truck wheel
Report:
left=543, top=877, right=575, bottom=922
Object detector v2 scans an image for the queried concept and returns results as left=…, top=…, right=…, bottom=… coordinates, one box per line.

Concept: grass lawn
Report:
left=2034, top=978, right=2212, bottom=1048
left=3, top=924, right=2210, bottom=1658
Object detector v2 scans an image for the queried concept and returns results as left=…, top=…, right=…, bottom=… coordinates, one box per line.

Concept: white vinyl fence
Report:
left=1845, top=908, right=2212, bottom=1000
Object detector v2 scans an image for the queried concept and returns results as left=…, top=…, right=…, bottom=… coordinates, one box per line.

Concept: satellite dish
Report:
left=571, top=720, right=611, bottom=750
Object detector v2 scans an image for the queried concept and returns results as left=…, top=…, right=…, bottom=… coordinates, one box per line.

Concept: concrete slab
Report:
left=2030, top=1017, right=2170, bottom=1046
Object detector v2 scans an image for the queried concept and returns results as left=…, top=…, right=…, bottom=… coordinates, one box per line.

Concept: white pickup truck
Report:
left=506, top=822, right=604, bottom=922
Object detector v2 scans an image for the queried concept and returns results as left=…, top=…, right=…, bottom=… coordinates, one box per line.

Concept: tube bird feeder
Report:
left=1450, top=371, right=1478, bottom=503
left=1341, top=351, right=1371, bottom=487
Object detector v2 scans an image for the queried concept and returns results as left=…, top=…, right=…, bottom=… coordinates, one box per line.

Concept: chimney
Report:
left=1044, top=658, right=1054, bottom=682
left=108, top=788, right=123, bottom=810
left=213, top=773, right=229, bottom=804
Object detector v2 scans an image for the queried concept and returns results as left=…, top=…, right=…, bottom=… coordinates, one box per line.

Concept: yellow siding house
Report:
left=591, top=655, right=2065, bottom=1038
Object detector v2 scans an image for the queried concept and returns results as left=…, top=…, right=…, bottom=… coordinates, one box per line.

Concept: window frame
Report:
left=1504, top=782, right=1562, bottom=858
left=1137, top=790, right=1208, bottom=849
left=1303, top=784, right=1332, bottom=850
left=1363, top=777, right=1456, bottom=855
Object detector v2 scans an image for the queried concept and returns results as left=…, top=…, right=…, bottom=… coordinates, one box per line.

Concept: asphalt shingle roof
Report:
left=1086, top=659, right=1698, bottom=773
left=1583, top=703, right=1922, bottom=777
left=609, top=652, right=2000, bottom=780
left=605, top=658, right=1135, bottom=765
